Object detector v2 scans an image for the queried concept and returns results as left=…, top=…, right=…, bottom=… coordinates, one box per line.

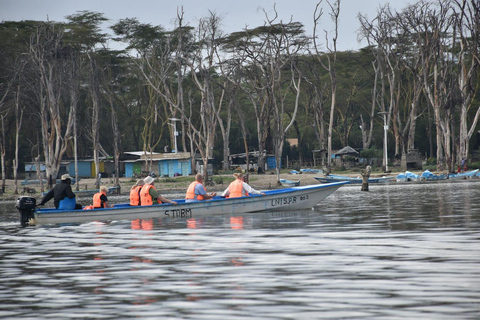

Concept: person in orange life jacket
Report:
left=140, top=176, right=177, bottom=206
left=185, top=173, right=217, bottom=203
left=93, top=186, right=114, bottom=208
left=221, top=172, right=265, bottom=198
left=39, top=174, right=82, bottom=209
left=129, top=179, right=144, bottom=206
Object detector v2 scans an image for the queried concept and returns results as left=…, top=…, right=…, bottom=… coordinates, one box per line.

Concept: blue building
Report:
left=124, top=152, right=192, bottom=178
left=68, top=161, right=92, bottom=178
left=66, top=158, right=116, bottom=178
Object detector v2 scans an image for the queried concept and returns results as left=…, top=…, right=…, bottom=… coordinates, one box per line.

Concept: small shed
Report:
left=24, top=163, right=46, bottom=180
left=24, top=163, right=68, bottom=179
left=228, top=150, right=277, bottom=172
left=334, top=146, right=359, bottom=168
left=401, top=149, right=423, bottom=170
left=334, top=146, right=359, bottom=157
left=150, top=152, right=192, bottom=177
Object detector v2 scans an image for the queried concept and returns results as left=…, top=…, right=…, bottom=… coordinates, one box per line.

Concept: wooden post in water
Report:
left=361, top=165, right=372, bottom=192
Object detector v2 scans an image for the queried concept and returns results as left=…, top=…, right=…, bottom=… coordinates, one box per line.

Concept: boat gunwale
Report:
left=34, top=182, right=348, bottom=217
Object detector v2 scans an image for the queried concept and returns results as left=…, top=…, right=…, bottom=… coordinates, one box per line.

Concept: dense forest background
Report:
left=0, top=0, right=478, bottom=186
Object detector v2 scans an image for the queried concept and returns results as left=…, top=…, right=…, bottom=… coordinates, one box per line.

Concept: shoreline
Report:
left=3, top=170, right=476, bottom=202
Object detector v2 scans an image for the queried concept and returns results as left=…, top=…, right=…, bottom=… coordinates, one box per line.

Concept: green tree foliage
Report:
left=0, top=0, right=478, bottom=179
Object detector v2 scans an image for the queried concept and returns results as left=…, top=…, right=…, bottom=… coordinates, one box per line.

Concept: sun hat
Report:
left=144, top=176, right=154, bottom=185
left=61, top=174, right=73, bottom=180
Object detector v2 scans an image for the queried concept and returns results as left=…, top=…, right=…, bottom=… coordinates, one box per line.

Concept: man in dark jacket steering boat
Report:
left=39, top=174, right=82, bottom=210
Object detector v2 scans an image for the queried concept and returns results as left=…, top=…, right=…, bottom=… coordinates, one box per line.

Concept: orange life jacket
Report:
left=130, top=185, right=142, bottom=206
left=185, top=181, right=206, bottom=201
left=228, top=179, right=244, bottom=198
left=93, top=191, right=107, bottom=208
left=140, top=184, right=162, bottom=206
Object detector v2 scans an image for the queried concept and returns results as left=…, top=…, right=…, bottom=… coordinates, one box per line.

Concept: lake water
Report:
left=0, top=181, right=479, bottom=319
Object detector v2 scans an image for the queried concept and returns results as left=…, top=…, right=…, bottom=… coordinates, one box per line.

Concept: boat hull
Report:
left=29, top=182, right=347, bottom=225
left=314, top=175, right=393, bottom=184
left=448, top=169, right=479, bottom=180
left=279, top=179, right=301, bottom=187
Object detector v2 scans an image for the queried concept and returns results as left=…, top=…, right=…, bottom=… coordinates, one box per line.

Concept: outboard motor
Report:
left=16, top=196, right=36, bottom=227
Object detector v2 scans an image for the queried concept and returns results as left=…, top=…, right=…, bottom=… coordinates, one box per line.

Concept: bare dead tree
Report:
left=86, top=53, right=102, bottom=188
left=359, top=4, right=405, bottom=170
left=359, top=59, right=378, bottom=150
left=0, top=67, right=21, bottom=192
left=184, top=11, right=224, bottom=179
left=313, top=0, right=340, bottom=168
left=0, top=114, right=7, bottom=193
left=12, top=82, right=26, bottom=194
left=28, top=23, right=74, bottom=188
left=453, top=0, right=480, bottom=165
left=418, top=0, right=456, bottom=171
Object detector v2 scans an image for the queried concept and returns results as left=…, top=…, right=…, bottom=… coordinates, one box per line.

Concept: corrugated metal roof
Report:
left=124, top=151, right=160, bottom=157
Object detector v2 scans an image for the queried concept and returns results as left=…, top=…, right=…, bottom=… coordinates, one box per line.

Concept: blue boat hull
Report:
left=20, top=182, right=348, bottom=226
left=314, top=175, right=393, bottom=184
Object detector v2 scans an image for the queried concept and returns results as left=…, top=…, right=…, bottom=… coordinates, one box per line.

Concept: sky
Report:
left=1, top=0, right=412, bottom=51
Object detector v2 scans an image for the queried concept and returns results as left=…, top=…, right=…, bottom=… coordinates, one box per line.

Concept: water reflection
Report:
left=131, top=218, right=154, bottom=230
left=230, top=216, right=244, bottom=230
left=0, top=182, right=479, bottom=319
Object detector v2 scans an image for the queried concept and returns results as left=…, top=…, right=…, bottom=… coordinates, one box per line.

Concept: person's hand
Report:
left=171, top=201, right=177, bottom=205
left=261, top=193, right=266, bottom=196
left=210, top=192, right=217, bottom=197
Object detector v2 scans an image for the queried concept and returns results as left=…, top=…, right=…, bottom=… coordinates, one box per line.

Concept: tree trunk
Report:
left=13, top=84, right=24, bottom=195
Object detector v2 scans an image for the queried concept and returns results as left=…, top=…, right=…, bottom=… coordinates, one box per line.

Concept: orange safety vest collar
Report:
left=185, top=181, right=206, bottom=201
left=228, top=179, right=244, bottom=198
left=140, top=184, right=162, bottom=206
left=130, top=185, right=142, bottom=206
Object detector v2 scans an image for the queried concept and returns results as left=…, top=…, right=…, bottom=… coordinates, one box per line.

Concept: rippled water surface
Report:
left=1, top=181, right=479, bottom=319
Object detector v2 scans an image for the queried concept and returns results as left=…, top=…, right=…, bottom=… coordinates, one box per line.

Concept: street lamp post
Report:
left=168, top=118, right=180, bottom=153
left=378, top=112, right=389, bottom=172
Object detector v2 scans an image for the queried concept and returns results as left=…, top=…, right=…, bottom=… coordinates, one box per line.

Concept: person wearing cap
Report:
left=185, top=173, right=217, bottom=203
left=39, top=174, right=82, bottom=209
left=140, top=176, right=177, bottom=206
left=221, top=172, right=265, bottom=198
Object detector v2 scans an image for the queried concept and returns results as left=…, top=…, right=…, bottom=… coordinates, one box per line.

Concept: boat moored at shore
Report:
left=314, top=174, right=393, bottom=184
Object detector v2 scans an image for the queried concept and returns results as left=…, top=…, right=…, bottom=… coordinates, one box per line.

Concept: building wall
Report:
left=125, top=160, right=191, bottom=178
left=68, top=162, right=92, bottom=178
left=159, top=160, right=191, bottom=177
left=159, top=160, right=179, bottom=177
left=125, top=162, right=142, bottom=178
left=91, top=162, right=105, bottom=177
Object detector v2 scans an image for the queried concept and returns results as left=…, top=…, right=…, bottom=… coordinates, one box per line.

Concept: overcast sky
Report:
left=1, top=0, right=412, bottom=51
